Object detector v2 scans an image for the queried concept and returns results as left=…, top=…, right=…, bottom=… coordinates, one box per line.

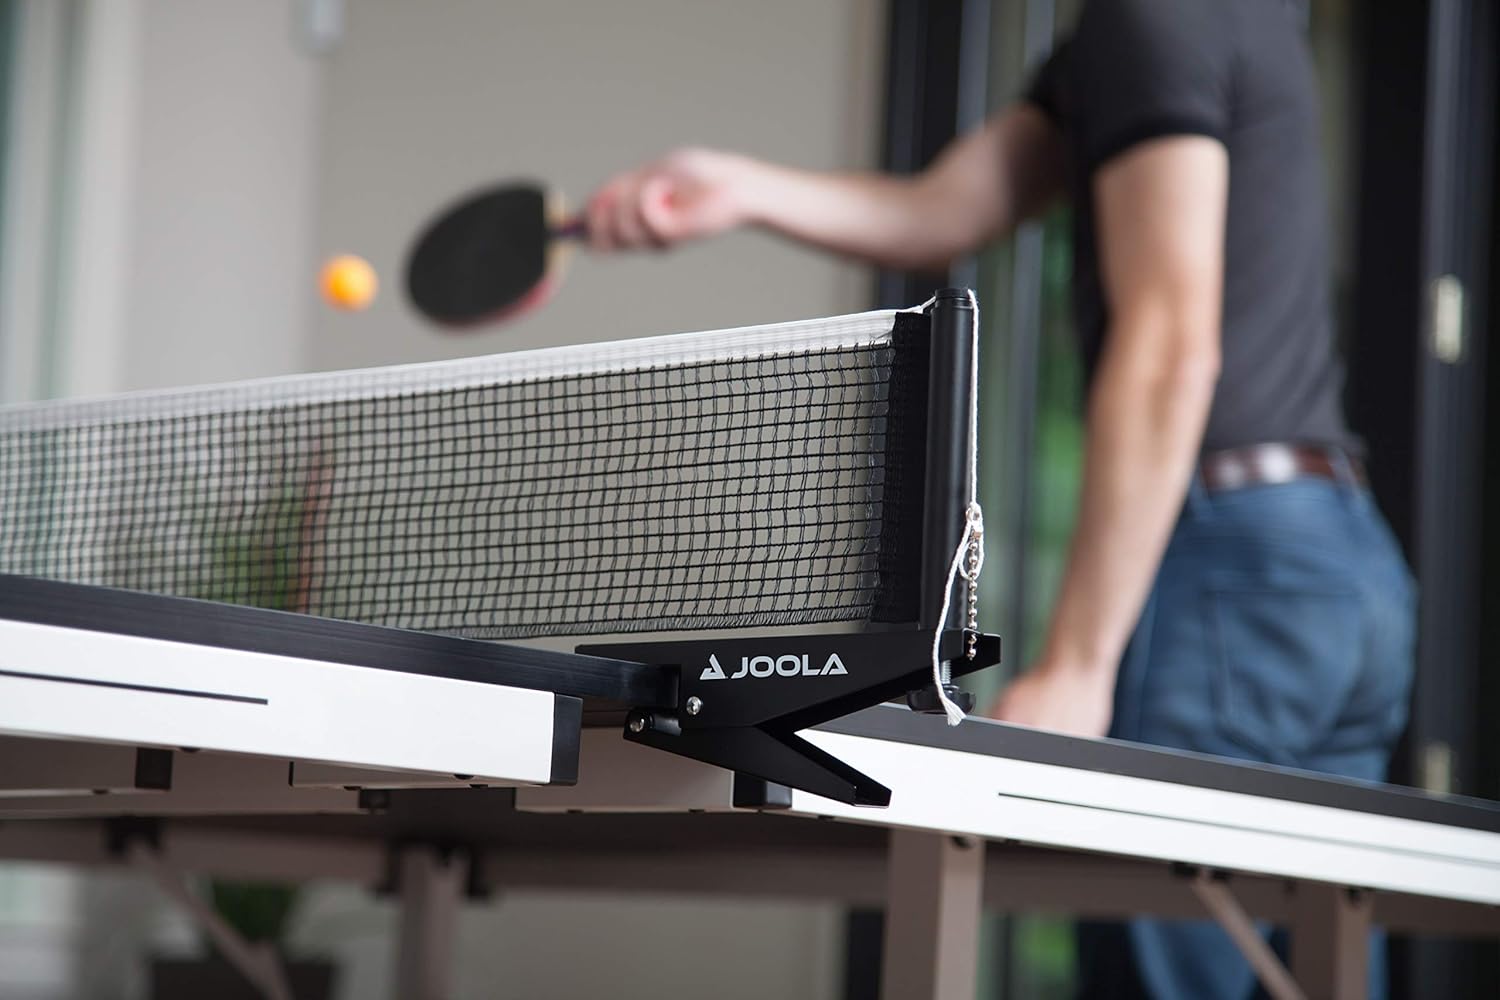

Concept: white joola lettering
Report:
left=698, top=652, right=848, bottom=681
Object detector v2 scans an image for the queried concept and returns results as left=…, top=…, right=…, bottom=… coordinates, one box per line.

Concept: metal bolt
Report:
left=685, top=696, right=703, bottom=716
left=627, top=715, right=647, bottom=734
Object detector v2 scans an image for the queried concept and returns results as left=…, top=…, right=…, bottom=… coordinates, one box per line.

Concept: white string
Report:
left=926, top=290, right=985, bottom=726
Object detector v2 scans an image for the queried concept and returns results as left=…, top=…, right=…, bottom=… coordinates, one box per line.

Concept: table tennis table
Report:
left=0, top=292, right=1498, bottom=999
left=1, top=575, right=1498, bottom=1000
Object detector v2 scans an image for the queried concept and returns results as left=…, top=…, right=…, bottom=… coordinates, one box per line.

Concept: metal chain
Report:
left=963, top=506, right=983, bottom=660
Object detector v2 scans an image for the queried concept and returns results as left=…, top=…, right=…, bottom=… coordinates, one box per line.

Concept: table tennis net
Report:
left=0, top=309, right=933, bottom=638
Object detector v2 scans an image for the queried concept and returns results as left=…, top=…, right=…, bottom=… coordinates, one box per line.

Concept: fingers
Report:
left=585, top=178, right=624, bottom=252
left=612, top=174, right=666, bottom=250
left=637, top=175, right=681, bottom=244
left=586, top=148, right=746, bottom=252
left=586, top=168, right=670, bottom=252
left=582, top=176, right=630, bottom=251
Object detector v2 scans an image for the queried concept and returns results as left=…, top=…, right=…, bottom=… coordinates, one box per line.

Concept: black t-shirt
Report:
left=1026, top=0, right=1352, bottom=452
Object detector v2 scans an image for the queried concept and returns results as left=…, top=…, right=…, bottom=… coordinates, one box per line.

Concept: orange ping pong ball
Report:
left=319, top=254, right=378, bottom=311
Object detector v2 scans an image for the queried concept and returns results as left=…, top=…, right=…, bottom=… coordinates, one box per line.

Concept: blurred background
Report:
left=0, top=0, right=1496, bottom=997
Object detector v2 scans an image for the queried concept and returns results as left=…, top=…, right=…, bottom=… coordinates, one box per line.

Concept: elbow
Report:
left=1088, top=334, right=1219, bottom=450
left=1099, top=322, right=1221, bottom=413
left=877, top=240, right=960, bottom=276
left=889, top=176, right=986, bottom=273
left=897, top=252, right=960, bottom=276
left=1149, top=341, right=1221, bottom=437
left=1158, top=341, right=1221, bottom=397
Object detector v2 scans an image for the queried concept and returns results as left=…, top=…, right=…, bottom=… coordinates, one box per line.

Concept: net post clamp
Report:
left=577, top=627, right=1000, bottom=807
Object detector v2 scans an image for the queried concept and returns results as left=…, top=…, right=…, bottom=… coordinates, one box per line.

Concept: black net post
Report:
left=918, top=289, right=976, bottom=636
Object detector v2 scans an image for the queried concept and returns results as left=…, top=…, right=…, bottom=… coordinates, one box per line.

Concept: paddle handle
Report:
left=552, top=217, right=588, bottom=241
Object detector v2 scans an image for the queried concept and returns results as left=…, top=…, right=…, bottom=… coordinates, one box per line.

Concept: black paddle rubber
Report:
left=406, top=183, right=552, bottom=325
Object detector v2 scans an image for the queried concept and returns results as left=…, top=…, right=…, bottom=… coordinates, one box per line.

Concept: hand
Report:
left=983, top=660, right=1115, bottom=739
left=585, top=148, right=764, bottom=252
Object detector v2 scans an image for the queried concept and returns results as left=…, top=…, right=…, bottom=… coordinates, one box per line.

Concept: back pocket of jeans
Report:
left=1209, top=586, right=1363, bottom=766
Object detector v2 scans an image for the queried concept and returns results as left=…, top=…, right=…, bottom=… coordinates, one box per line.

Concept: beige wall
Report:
left=122, top=0, right=322, bottom=391
left=0, top=0, right=322, bottom=400
left=309, top=0, right=886, bottom=371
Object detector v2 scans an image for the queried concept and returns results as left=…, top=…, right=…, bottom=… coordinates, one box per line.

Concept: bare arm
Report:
left=585, top=105, right=1064, bottom=269
left=989, top=135, right=1227, bottom=737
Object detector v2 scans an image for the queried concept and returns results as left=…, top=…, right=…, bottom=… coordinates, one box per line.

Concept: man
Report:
left=584, top=1, right=1414, bottom=996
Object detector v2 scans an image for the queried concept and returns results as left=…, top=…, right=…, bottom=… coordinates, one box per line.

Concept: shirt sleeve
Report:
left=1022, top=41, right=1071, bottom=126
left=1069, top=0, right=1235, bottom=172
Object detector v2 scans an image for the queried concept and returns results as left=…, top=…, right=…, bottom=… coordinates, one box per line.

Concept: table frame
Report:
left=3, top=705, right=1499, bottom=999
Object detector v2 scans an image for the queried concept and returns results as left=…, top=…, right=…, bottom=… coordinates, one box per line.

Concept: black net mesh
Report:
left=0, top=315, right=930, bottom=638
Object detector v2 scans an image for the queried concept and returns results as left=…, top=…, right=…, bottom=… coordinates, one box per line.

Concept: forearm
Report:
left=736, top=106, right=1061, bottom=271
left=736, top=163, right=968, bottom=272
left=1039, top=326, right=1219, bottom=678
left=588, top=107, right=1060, bottom=263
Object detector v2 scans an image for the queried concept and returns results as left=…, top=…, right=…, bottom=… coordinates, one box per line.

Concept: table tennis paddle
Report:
left=405, top=182, right=586, bottom=328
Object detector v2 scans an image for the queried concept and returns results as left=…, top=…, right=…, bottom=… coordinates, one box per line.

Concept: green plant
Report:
left=209, top=881, right=301, bottom=947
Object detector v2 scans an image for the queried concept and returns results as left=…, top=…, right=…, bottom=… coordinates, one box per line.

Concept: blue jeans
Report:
left=1077, top=477, right=1416, bottom=1000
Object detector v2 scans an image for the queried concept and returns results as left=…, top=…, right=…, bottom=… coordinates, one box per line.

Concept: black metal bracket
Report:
left=104, top=817, right=163, bottom=858
left=578, top=628, right=1000, bottom=807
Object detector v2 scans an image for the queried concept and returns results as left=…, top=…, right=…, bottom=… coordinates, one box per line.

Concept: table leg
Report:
left=1292, top=884, right=1372, bottom=1000
left=395, top=847, right=465, bottom=1000
left=880, top=829, right=984, bottom=1000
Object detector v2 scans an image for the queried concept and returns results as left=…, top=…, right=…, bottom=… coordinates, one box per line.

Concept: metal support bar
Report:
left=1189, top=871, right=1306, bottom=1000
left=1292, top=883, right=1373, bottom=1000
left=129, top=843, right=293, bottom=1000
left=880, top=829, right=984, bottom=1000
left=395, top=846, right=466, bottom=1000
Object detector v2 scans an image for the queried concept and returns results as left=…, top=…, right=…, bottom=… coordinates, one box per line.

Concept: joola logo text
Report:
left=699, top=653, right=849, bottom=681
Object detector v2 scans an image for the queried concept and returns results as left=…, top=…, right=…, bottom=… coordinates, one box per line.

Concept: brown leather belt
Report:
left=1199, top=443, right=1365, bottom=492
